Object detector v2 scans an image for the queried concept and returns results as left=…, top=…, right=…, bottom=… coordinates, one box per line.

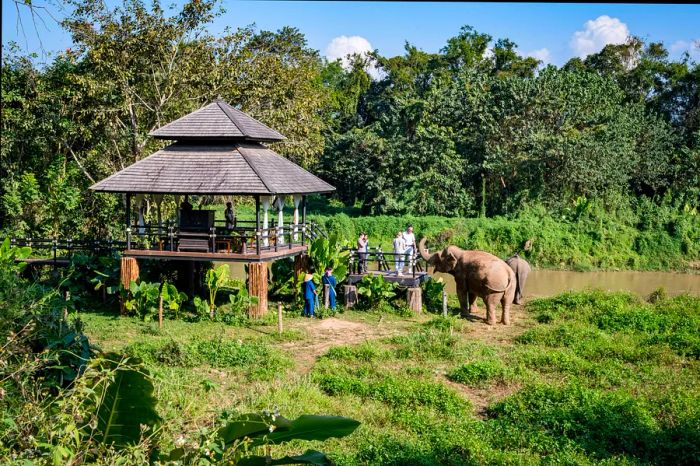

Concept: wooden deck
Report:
left=122, top=245, right=308, bottom=262
left=347, top=270, right=431, bottom=287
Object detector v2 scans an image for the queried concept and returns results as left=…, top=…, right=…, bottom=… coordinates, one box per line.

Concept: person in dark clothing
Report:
left=224, top=201, right=236, bottom=230
left=321, top=266, right=337, bottom=310
left=302, top=273, right=317, bottom=317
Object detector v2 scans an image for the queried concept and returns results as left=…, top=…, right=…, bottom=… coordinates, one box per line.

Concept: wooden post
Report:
left=344, top=285, right=357, bottom=308
left=407, top=287, right=422, bottom=313
left=119, top=257, right=139, bottom=315
left=248, top=262, right=268, bottom=318
left=324, top=284, right=330, bottom=308
left=301, top=195, right=307, bottom=245
left=277, top=302, right=283, bottom=336
left=158, top=293, right=163, bottom=329
left=255, top=195, right=261, bottom=255
left=442, top=290, right=448, bottom=317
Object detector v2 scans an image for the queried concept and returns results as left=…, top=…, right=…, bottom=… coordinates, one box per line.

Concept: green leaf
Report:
left=91, top=354, right=161, bottom=446
left=218, top=413, right=289, bottom=445
left=238, top=449, right=331, bottom=466
left=252, top=415, right=360, bottom=446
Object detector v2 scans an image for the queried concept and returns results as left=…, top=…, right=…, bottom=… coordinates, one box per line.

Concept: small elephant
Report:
left=506, top=254, right=531, bottom=305
left=418, top=238, right=516, bottom=325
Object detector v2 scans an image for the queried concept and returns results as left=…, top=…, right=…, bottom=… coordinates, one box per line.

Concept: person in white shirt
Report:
left=402, top=225, right=416, bottom=273
left=393, top=230, right=406, bottom=275
left=357, top=232, right=369, bottom=273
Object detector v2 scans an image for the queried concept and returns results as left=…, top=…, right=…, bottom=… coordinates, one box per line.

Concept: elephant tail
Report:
left=484, top=273, right=513, bottom=293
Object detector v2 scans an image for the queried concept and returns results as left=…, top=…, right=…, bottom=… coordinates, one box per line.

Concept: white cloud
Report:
left=325, top=35, right=382, bottom=79
left=570, top=15, right=630, bottom=58
left=671, top=39, right=700, bottom=61
left=526, top=48, right=551, bottom=64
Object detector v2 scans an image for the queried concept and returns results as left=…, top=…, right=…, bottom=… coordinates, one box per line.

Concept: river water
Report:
left=227, top=261, right=700, bottom=298
left=434, top=270, right=700, bottom=298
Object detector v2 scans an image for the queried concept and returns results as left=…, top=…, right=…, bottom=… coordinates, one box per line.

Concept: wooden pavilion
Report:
left=90, top=99, right=335, bottom=316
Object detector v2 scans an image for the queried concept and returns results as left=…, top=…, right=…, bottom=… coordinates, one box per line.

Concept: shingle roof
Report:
left=149, top=100, right=286, bottom=142
left=89, top=142, right=335, bottom=195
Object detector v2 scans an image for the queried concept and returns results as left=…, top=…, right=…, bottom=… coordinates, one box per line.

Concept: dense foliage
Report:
left=2, top=0, right=698, bottom=249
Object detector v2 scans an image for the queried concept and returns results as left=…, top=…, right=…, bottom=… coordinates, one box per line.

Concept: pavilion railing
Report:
left=125, top=221, right=322, bottom=255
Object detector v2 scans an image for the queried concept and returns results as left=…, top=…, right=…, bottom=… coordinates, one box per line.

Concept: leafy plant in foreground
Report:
left=356, top=274, right=397, bottom=307
left=165, top=412, right=360, bottom=465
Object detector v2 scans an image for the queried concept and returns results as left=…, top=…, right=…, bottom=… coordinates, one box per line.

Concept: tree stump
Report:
left=407, top=287, right=422, bottom=313
left=248, top=262, right=268, bottom=318
left=293, top=254, right=309, bottom=297
left=119, top=257, right=139, bottom=315
left=344, top=285, right=357, bottom=308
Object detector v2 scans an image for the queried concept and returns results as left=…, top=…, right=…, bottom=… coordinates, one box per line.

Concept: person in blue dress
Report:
left=321, top=266, right=337, bottom=310
left=302, top=273, right=317, bottom=317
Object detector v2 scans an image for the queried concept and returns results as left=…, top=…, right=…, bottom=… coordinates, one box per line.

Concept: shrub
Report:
left=449, top=360, right=510, bottom=387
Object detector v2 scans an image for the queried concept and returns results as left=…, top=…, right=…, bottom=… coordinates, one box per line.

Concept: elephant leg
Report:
left=484, top=294, right=499, bottom=325
left=501, top=282, right=516, bottom=325
left=457, top=285, right=470, bottom=317
left=469, top=292, right=478, bottom=314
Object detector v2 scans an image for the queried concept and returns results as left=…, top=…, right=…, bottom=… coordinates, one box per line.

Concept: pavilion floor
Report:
left=122, top=245, right=307, bottom=262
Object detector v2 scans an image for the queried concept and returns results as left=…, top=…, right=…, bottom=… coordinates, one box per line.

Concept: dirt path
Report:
left=278, top=316, right=408, bottom=373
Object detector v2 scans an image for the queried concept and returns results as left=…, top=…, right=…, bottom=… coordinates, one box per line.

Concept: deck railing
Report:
left=346, top=247, right=425, bottom=279
left=125, top=221, right=322, bottom=255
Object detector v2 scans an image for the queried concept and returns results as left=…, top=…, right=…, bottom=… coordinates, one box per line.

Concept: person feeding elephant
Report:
left=322, top=266, right=337, bottom=310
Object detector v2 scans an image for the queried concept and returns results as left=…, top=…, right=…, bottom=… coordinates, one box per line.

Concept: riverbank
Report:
left=217, top=198, right=700, bottom=272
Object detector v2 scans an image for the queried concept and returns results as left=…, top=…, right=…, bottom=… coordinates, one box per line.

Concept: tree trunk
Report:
left=407, top=287, right=422, bottom=313
left=344, top=285, right=357, bottom=308
left=248, top=262, right=268, bottom=318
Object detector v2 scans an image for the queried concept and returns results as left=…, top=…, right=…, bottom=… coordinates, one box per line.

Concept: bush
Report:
left=448, top=360, right=510, bottom=387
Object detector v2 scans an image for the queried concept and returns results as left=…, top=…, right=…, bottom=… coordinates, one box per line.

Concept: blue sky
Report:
left=3, top=1, right=700, bottom=66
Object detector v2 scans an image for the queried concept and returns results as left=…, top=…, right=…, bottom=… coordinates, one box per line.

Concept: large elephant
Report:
left=505, top=254, right=531, bottom=305
left=418, top=238, right=516, bottom=325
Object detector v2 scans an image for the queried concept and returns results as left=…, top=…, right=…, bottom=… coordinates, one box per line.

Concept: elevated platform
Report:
left=347, top=270, right=430, bottom=288
left=122, top=245, right=307, bottom=263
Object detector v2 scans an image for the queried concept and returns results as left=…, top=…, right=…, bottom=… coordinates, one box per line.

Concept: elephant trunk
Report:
left=418, top=237, right=439, bottom=265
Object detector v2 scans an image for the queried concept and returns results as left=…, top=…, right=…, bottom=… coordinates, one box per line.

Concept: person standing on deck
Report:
left=322, top=267, right=337, bottom=310
left=224, top=202, right=236, bottom=231
left=402, top=225, right=416, bottom=273
left=393, top=230, right=406, bottom=276
left=357, top=232, right=369, bottom=273
left=302, top=273, right=317, bottom=317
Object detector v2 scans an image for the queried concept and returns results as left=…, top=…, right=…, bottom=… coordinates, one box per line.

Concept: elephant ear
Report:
left=443, top=250, right=458, bottom=270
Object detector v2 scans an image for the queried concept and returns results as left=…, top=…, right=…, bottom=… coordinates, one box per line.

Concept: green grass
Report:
left=75, top=289, right=700, bottom=465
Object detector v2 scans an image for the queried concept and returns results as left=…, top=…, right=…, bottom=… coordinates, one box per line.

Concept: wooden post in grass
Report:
left=158, top=293, right=163, bottom=329
left=277, top=302, right=283, bottom=336
left=344, top=285, right=357, bottom=308
left=442, top=290, right=448, bottom=317
left=407, top=287, right=422, bottom=313
left=248, top=262, right=268, bottom=318
left=324, top=284, right=330, bottom=308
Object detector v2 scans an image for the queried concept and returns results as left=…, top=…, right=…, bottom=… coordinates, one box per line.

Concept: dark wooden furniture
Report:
left=177, top=232, right=210, bottom=252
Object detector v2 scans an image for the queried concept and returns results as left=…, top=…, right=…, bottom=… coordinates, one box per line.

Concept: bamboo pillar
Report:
left=407, top=287, right=422, bottom=313
left=275, top=196, right=285, bottom=245
left=248, top=262, right=268, bottom=318
left=262, top=196, right=271, bottom=247
left=293, top=194, right=302, bottom=241
left=293, top=254, right=309, bottom=298
left=119, top=257, right=139, bottom=315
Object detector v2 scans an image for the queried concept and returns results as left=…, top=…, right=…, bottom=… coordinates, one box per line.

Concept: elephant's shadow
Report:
left=456, top=311, right=488, bottom=323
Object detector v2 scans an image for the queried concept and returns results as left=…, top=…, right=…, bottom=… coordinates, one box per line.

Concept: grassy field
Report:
left=79, top=290, right=700, bottom=465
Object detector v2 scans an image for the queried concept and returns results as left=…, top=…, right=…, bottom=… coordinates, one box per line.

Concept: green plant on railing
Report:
left=309, top=234, right=348, bottom=284
left=0, top=237, right=31, bottom=273
left=206, top=264, right=230, bottom=318
left=356, top=274, right=397, bottom=307
left=164, top=411, right=360, bottom=465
